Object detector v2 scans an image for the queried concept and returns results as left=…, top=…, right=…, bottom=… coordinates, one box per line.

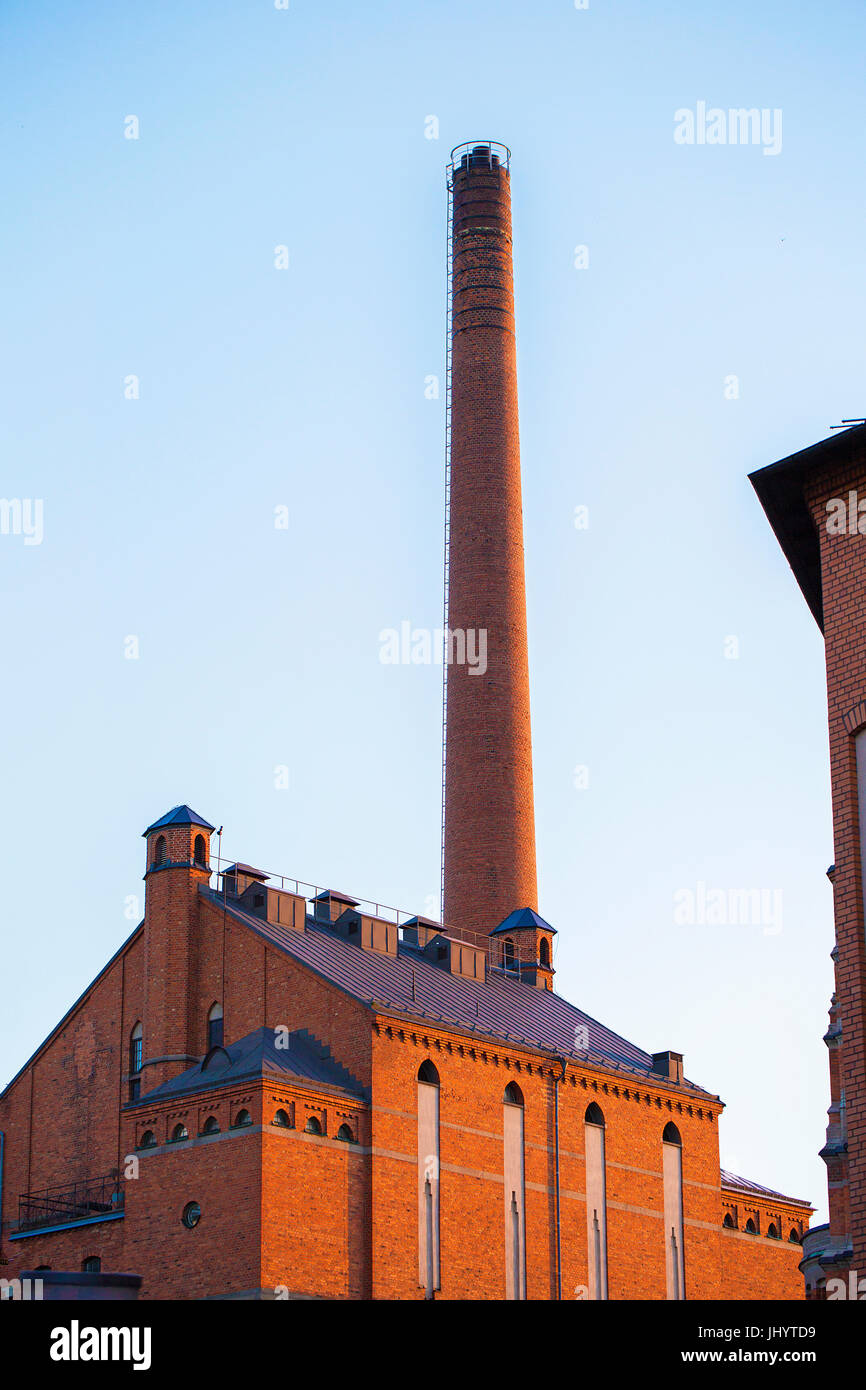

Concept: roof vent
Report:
left=651, top=1051, right=684, bottom=1084
left=420, top=932, right=485, bottom=982
left=239, top=882, right=306, bottom=933
left=311, top=889, right=360, bottom=923
left=222, top=863, right=269, bottom=897
left=334, top=908, right=398, bottom=957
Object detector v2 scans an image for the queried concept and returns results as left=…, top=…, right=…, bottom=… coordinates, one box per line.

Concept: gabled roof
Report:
left=143, top=805, right=216, bottom=836
left=748, top=421, right=866, bottom=633
left=201, top=887, right=716, bottom=1100
left=721, top=1169, right=812, bottom=1210
left=490, top=907, right=558, bottom=937
left=135, top=1025, right=367, bottom=1105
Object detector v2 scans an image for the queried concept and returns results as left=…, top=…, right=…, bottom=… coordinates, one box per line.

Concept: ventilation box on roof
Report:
left=334, top=908, right=398, bottom=957
left=651, top=1051, right=684, bottom=1083
left=240, top=883, right=306, bottom=933
left=421, top=933, right=485, bottom=982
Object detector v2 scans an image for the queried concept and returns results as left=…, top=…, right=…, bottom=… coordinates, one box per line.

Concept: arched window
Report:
left=504, top=1081, right=524, bottom=1106
left=723, top=1213, right=735, bottom=1229
left=767, top=1222, right=779, bottom=1239
left=336, top=1123, right=354, bottom=1142
left=233, top=1109, right=252, bottom=1128
left=129, top=1022, right=143, bottom=1076
left=745, top=1218, right=757, bottom=1234
left=503, top=938, right=516, bottom=970
left=585, top=1102, right=605, bottom=1126
left=789, top=1228, right=801, bottom=1244
left=662, top=1121, right=682, bottom=1145
left=138, top=1130, right=156, bottom=1149
left=539, top=937, right=550, bottom=967
left=207, top=1003, right=223, bottom=1051
left=304, top=1115, right=322, bottom=1135
left=201, top=1116, right=219, bottom=1135
left=272, top=1109, right=292, bottom=1128
left=154, top=835, right=167, bottom=866
left=418, top=1060, right=440, bottom=1085
left=82, top=1256, right=101, bottom=1274
left=662, top=1121, right=685, bottom=1299
left=193, top=834, right=207, bottom=866
left=170, top=1123, right=188, bottom=1143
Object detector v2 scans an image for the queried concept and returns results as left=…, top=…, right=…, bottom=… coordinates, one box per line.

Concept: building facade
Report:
left=0, top=146, right=813, bottom=1299
left=752, top=423, right=866, bottom=1295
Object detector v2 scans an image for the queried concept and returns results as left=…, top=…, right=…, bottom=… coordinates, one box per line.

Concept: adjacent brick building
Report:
left=0, top=144, right=812, bottom=1299
left=751, top=423, right=866, bottom=1295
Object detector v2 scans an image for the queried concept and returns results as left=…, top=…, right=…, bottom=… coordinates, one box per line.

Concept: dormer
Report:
left=334, top=907, right=398, bottom=957
left=423, top=933, right=485, bottom=982
left=489, top=907, right=557, bottom=990
left=312, top=889, right=360, bottom=923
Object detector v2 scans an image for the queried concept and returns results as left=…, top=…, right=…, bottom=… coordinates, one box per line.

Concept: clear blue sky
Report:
left=3, top=0, right=864, bottom=1224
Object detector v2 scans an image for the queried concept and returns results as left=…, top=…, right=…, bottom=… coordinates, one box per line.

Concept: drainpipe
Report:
left=553, top=1057, right=566, bottom=1300
left=0, top=1129, right=5, bottom=1262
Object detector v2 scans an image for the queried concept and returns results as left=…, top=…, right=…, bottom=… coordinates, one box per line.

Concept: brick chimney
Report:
left=442, top=143, right=538, bottom=941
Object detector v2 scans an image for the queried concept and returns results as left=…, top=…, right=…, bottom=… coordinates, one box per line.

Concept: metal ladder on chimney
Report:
left=439, top=160, right=455, bottom=923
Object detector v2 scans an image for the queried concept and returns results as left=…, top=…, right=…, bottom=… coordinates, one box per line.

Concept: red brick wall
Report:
left=805, top=448, right=866, bottom=1271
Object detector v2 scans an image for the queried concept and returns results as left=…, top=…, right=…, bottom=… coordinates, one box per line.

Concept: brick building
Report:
left=0, top=145, right=812, bottom=1299
left=751, top=423, right=866, bottom=1296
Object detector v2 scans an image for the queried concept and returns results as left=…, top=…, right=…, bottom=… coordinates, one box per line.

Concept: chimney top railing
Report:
left=449, top=141, right=511, bottom=176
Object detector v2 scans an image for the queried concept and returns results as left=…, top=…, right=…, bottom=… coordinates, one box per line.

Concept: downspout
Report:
left=553, top=1057, right=566, bottom=1300
left=0, top=1129, right=5, bottom=1262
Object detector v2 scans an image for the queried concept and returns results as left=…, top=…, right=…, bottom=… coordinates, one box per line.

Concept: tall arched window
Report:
left=789, top=1228, right=801, bottom=1244
left=154, top=835, right=167, bottom=866
left=662, top=1121, right=685, bottom=1299
left=584, top=1102, right=608, bottom=1300
left=745, top=1218, right=757, bottom=1234
left=539, top=937, right=550, bottom=967
left=207, top=1003, right=223, bottom=1051
left=767, top=1222, right=779, bottom=1239
left=418, top=1061, right=441, bottom=1299
left=503, top=1081, right=526, bottom=1299
left=129, top=1022, right=143, bottom=1075
left=193, top=834, right=207, bottom=866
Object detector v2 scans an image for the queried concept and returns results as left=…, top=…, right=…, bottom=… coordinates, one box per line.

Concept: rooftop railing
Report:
left=17, top=1173, right=123, bottom=1233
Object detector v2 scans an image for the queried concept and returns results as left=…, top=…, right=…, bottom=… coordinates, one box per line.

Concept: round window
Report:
left=181, top=1201, right=201, bottom=1229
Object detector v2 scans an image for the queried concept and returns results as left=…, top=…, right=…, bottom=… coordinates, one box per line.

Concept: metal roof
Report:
left=721, top=1169, right=812, bottom=1209
left=142, top=805, right=216, bottom=836
left=202, top=887, right=715, bottom=1098
left=748, top=421, right=866, bottom=633
left=135, top=1026, right=367, bottom=1105
left=490, top=907, right=558, bottom=937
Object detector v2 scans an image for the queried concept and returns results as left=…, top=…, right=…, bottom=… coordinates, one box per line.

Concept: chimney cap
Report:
left=651, top=1050, right=684, bottom=1083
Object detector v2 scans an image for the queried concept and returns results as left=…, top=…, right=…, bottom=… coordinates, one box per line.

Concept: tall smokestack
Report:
left=442, top=143, right=538, bottom=941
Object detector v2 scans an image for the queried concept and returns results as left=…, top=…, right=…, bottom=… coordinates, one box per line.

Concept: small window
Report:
left=129, top=1078, right=141, bottom=1103
left=539, top=937, right=550, bottom=967
left=662, top=1121, right=682, bottom=1146
left=767, top=1222, right=779, bottom=1239
left=193, top=834, right=207, bottom=866
left=503, top=937, right=516, bottom=970
left=233, top=1109, right=252, bottom=1128
left=129, top=1022, right=143, bottom=1076
left=82, top=1256, right=101, bottom=1274
left=154, top=835, right=167, bottom=866
left=336, top=1123, right=354, bottom=1143
left=418, top=1060, right=440, bottom=1085
left=207, top=1003, right=223, bottom=1051
left=170, top=1123, right=189, bottom=1143
left=745, top=1218, right=757, bottom=1234
left=272, top=1109, right=292, bottom=1128
left=585, top=1102, right=605, bottom=1126
left=723, top=1213, right=735, bottom=1229
left=201, top=1116, right=220, bottom=1135
left=304, top=1116, right=322, bottom=1135
left=789, top=1228, right=801, bottom=1244
left=139, top=1130, right=156, bottom=1149
left=504, top=1081, right=524, bottom=1106
left=181, top=1202, right=201, bottom=1229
